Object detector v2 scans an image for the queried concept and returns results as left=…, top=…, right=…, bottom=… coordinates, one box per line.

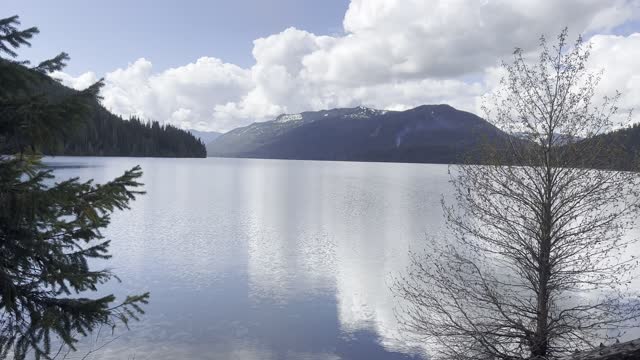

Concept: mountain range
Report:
left=206, top=104, right=508, bottom=164
left=188, top=130, right=222, bottom=145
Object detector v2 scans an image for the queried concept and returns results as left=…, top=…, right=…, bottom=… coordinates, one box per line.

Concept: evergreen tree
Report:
left=0, top=15, right=149, bottom=359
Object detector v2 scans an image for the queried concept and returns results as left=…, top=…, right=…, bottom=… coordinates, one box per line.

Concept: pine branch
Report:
left=0, top=16, right=39, bottom=59
left=33, top=52, right=69, bottom=74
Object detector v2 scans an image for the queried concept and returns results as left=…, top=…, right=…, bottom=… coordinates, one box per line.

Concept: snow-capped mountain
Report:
left=207, top=104, right=508, bottom=164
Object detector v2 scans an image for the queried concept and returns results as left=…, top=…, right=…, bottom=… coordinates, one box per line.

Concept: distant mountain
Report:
left=207, top=105, right=509, bottom=164
left=189, top=130, right=222, bottom=145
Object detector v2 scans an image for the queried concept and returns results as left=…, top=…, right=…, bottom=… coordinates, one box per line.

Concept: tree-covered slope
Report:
left=48, top=111, right=207, bottom=158
left=575, top=123, right=640, bottom=171
left=1, top=59, right=206, bottom=158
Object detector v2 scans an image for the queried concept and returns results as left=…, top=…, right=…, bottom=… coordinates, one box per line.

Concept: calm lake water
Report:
left=44, top=157, right=453, bottom=360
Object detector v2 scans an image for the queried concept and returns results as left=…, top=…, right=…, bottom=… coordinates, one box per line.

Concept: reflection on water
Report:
left=44, top=157, right=452, bottom=360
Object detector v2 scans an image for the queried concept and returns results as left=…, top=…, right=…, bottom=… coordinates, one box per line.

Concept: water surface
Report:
left=44, top=157, right=453, bottom=359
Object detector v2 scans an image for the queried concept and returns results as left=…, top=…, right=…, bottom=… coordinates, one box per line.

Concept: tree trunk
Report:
left=532, top=152, right=553, bottom=357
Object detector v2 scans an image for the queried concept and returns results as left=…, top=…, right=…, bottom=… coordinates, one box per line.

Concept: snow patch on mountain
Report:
left=344, top=106, right=388, bottom=119
left=275, top=113, right=303, bottom=123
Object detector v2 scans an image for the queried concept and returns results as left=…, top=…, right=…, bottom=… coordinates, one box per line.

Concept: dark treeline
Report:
left=47, top=110, right=207, bottom=158
left=481, top=127, right=640, bottom=172
left=1, top=58, right=206, bottom=158
left=40, top=81, right=207, bottom=157
left=582, top=123, right=640, bottom=171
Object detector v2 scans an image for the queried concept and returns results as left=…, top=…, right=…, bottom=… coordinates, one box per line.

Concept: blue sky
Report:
left=6, top=0, right=349, bottom=75
left=5, top=1, right=640, bottom=132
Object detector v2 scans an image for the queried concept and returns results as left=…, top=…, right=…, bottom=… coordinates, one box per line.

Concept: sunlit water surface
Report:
left=43, top=157, right=453, bottom=360
left=41, top=157, right=640, bottom=359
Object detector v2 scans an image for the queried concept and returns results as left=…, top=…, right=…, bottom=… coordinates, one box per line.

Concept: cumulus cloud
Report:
left=56, top=0, right=640, bottom=132
left=588, top=33, right=640, bottom=121
left=58, top=57, right=252, bottom=131
left=99, top=57, right=252, bottom=131
left=312, top=0, right=639, bottom=83
left=52, top=70, right=98, bottom=90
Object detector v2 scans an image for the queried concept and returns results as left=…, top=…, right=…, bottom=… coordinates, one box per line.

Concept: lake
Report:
left=44, top=157, right=453, bottom=360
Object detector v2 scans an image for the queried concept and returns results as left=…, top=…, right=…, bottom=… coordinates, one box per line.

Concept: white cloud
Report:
left=56, top=0, right=640, bottom=132
left=588, top=33, right=640, bottom=123
left=58, top=57, right=252, bottom=132
left=317, top=0, right=638, bottom=82
left=52, top=70, right=98, bottom=90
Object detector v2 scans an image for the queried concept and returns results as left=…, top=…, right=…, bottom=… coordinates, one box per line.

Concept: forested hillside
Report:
left=1, top=59, right=206, bottom=158
left=581, top=123, right=640, bottom=171
left=48, top=111, right=207, bottom=157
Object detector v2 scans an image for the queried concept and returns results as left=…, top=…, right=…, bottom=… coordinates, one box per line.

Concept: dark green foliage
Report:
left=0, top=15, right=205, bottom=159
left=0, top=159, right=149, bottom=359
left=33, top=53, right=69, bottom=74
left=0, top=58, right=206, bottom=158
left=578, top=123, right=640, bottom=171
left=0, top=16, right=38, bottom=59
left=0, top=58, right=104, bottom=156
left=0, top=15, right=149, bottom=359
left=48, top=112, right=207, bottom=158
left=28, top=75, right=206, bottom=158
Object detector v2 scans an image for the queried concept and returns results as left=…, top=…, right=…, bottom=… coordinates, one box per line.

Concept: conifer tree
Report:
left=0, top=15, right=149, bottom=359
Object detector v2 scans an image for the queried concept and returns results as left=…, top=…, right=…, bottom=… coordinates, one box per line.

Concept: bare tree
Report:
left=394, top=29, right=640, bottom=360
